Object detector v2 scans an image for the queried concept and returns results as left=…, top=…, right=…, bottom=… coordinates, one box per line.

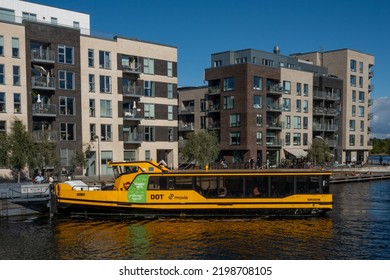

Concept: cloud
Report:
left=370, top=97, right=390, bottom=139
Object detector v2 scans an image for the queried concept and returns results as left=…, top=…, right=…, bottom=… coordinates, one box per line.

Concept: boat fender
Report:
left=219, top=186, right=227, bottom=197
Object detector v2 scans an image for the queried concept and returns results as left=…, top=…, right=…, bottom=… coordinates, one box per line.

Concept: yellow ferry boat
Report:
left=54, top=160, right=333, bottom=218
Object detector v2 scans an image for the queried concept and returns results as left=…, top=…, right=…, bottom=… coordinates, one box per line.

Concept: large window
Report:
left=58, top=45, right=74, bottom=64
left=88, top=49, right=94, bottom=67
left=100, top=100, right=112, bottom=117
left=293, top=133, right=301, bottom=145
left=256, top=113, right=263, bottom=127
left=350, top=75, right=356, bottom=87
left=296, top=82, right=302, bottom=95
left=144, top=81, right=155, bottom=97
left=223, top=96, right=234, bottom=109
left=230, top=132, right=240, bottom=145
left=285, top=132, right=291, bottom=146
left=13, top=93, right=21, bottom=113
left=89, top=74, right=95, bottom=92
left=144, top=103, right=155, bottom=119
left=253, top=95, right=262, bottom=108
left=99, top=75, right=112, bottom=93
left=230, top=113, right=241, bottom=127
left=285, top=115, right=291, bottom=129
left=253, top=76, right=262, bottom=90
left=60, top=123, right=75, bottom=141
left=349, top=120, right=355, bottom=131
left=359, top=106, right=365, bottom=117
left=359, top=91, right=365, bottom=103
left=60, top=148, right=73, bottom=166
left=89, top=99, right=95, bottom=117
left=0, top=64, right=4, bottom=84
left=283, top=81, right=291, bottom=94
left=293, top=116, right=301, bottom=129
left=143, top=58, right=154, bottom=74
left=144, top=126, right=155, bottom=141
left=167, top=83, right=173, bottom=98
left=349, top=135, right=355, bottom=146
left=58, top=70, right=75, bottom=90
left=168, top=105, right=173, bottom=121
left=256, top=132, right=263, bottom=145
left=89, top=124, right=96, bottom=141
left=12, top=38, right=19, bottom=57
left=283, top=98, right=291, bottom=111
left=167, top=61, right=173, bottom=77
left=223, top=77, right=235, bottom=91
left=296, top=100, right=301, bottom=112
left=101, top=124, right=112, bottom=141
left=13, top=66, right=20, bottom=85
left=0, top=36, right=3, bottom=56
left=303, top=84, right=309, bottom=96
left=59, top=96, right=75, bottom=115
left=99, top=50, right=111, bottom=69
left=0, top=92, right=5, bottom=112
left=350, top=59, right=356, bottom=72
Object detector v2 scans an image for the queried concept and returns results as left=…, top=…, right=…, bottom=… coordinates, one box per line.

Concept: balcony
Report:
left=123, top=132, right=143, bottom=144
left=313, top=124, right=338, bottom=132
left=32, top=76, right=55, bottom=90
left=266, top=139, right=283, bottom=148
left=178, top=106, right=194, bottom=115
left=31, top=49, right=55, bottom=63
left=208, top=86, right=221, bottom=95
left=368, top=99, right=374, bottom=107
left=179, top=122, right=194, bottom=131
left=267, top=104, right=283, bottom=112
left=368, top=84, right=374, bottom=92
left=266, top=85, right=284, bottom=96
left=266, top=122, right=282, bottom=130
left=122, top=63, right=142, bottom=75
left=123, top=110, right=142, bottom=121
left=313, top=91, right=340, bottom=101
left=32, top=104, right=56, bottom=117
left=208, top=105, right=220, bottom=113
left=368, top=113, right=374, bottom=120
left=369, top=70, right=374, bottom=79
left=123, top=86, right=142, bottom=97
left=32, top=130, right=57, bottom=142
left=208, top=122, right=220, bottom=130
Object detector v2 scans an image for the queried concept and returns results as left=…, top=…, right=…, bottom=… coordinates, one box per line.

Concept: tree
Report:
left=181, top=130, right=219, bottom=168
left=307, top=137, right=333, bottom=166
left=7, top=119, right=32, bottom=182
left=0, top=132, right=9, bottom=168
left=71, top=144, right=87, bottom=173
left=27, top=131, right=58, bottom=173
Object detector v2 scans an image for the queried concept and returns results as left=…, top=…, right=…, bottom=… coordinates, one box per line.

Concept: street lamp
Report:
left=94, top=135, right=100, bottom=181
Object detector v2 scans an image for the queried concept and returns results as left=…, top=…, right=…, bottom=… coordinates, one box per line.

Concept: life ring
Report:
left=219, top=186, right=227, bottom=197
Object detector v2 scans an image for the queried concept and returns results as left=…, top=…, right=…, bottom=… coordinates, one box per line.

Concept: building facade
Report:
left=0, top=0, right=178, bottom=179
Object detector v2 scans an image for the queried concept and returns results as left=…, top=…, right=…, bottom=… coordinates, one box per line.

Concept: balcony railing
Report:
left=266, top=122, right=282, bottom=130
left=31, top=49, right=55, bottom=63
left=266, top=85, right=284, bottom=95
left=32, top=76, right=55, bottom=90
left=123, top=110, right=142, bottom=120
left=313, top=90, right=340, bottom=100
left=123, top=86, right=142, bottom=97
left=178, top=106, right=194, bottom=114
left=208, top=86, right=221, bottom=95
left=32, top=104, right=56, bottom=116
left=313, top=124, right=338, bottom=131
left=266, top=139, right=283, bottom=147
left=122, top=63, right=142, bottom=75
left=32, top=130, right=58, bottom=142
left=123, top=132, right=143, bottom=143
left=368, top=84, right=374, bottom=92
left=179, top=122, right=194, bottom=131
left=267, top=104, right=283, bottom=112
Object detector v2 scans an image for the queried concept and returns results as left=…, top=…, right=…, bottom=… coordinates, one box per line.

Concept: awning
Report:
left=284, top=148, right=307, bottom=158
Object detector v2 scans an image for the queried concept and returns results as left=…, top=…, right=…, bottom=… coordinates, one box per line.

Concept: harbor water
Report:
left=0, top=180, right=389, bottom=260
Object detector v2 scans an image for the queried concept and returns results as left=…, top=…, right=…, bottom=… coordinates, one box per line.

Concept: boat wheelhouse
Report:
left=54, top=160, right=332, bottom=218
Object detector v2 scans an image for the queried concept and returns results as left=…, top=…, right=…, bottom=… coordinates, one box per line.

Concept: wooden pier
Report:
left=330, top=172, right=390, bottom=184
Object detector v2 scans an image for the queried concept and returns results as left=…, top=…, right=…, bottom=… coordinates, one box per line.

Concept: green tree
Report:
left=307, top=137, right=333, bottom=166
left=0, top=132, right=10, bottom=168
left=71, top=144, right=87, bottom=171
left=7, top=119, right=32, bottom=182
left=181, top=130, right=219, bottom=168
left=27, top=131, right=58, bottom=173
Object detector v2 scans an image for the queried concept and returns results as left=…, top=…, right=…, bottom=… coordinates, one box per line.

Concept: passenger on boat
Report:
left=252, top=186, right=260, bottom=197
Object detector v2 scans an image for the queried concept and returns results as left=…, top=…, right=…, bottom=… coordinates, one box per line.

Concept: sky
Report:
left=26, top=0, right=390, bottom=138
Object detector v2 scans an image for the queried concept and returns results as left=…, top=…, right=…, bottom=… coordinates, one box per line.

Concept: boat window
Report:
left=113, top=165, right=138, bottom=178
left=194, top=176, right=220, bottom=197
left=295, top=176, right=321, bottom=194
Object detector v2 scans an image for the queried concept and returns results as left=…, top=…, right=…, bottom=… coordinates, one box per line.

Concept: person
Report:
left=48, top=175, right=54, bottom=191
left=252, top=186, right=260, bottom=197
left=35, top=174, right=44, bottom=184
left=249, top=157, right=254, bottom=169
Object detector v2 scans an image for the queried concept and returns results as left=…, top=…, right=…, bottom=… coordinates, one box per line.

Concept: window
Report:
left=12, top=38, right=19, bottom=57
left=352, top=90, right=356, bottom=102
left=283, top=98, right=291, bottom=111
left=230, top=113, right=241, bottom=127
left=253, top=95, right=262, bottom=108
left=256, top=132, right=263, bottom=145
left=360, top=120, right=365, bottom=132
left=145, top=150, right=151, bottom=160
left=253, top=76, right=262, bottom=90
left=303, top=133, right=308, bottom=146
left=58, top=70, right=75, bottom=90
left=360, top=135, right=364, bottom=146
left=285, top=116, right=291, bottom=129
left=167, top=61, right=173, bottom=77
left=89, top=74, right=95, bottom=92
left=359, top=106, right=365, bottom=117
left=293, top=116, right=301, bottom=129
left=200, top=116, right=206, bottom=129
left=143, top=58, right=154, bottom=74
left=223, top=77, right=235, bottom=91
left=359, top=76, right=363, bottom=88
left=144, top=127, right=155, bottom=141
left=89, top=99, right=95, bottom=117
left=23, top=12, right=37, bottom=20
left=296, top=100, right=301, bottom=112
left=352, top=105, right=356, bottom=116
left=349, top=135, right=355, bottom=146
left=350, top=75, right=356, bottom=87
left=73, top=21, right=80, bottom=29
left=101, top=124, right=112, bottom=141
left=293, top=133, right=301, bottom=145
left=51, top=17, right=58, bottom=24
left=230, top=132, right=241, bottom=145
left=285, top=132, right=291, bottom=146
left=303, top=117, right=308, bottom=129
left=99, top=50, right=111, bottom=69
left=350, top=59, right=356, bottom=72
left=167, top=83, right=173, bottom=98
left=13, top=66, right=20, bottom=85
left=223, top=96, right=234, bottom=109
left=58, top=45, right=74, bottom=64
left=303, top=84, right=309, bottom=96
left=100, top=100, right=112, bottom=117
left=124, top=150, right=136, bottom=162
left=0, top=92, right=5, bottom=112
left=200, top=99, right=206, bottom=112
left=60, top=123, right=75, bottom=141
left=256, top=113, right=263, bottom=127
left=168, top=127, right=173, bottom=142
left=0, top=120, right=6, bottom=133
left=144, top=103, right=155, bottom=119
left=60, top=148, right=73, bottom=166
left=89, top=124, right=96, bottom=141
left=349, top=120, right=355, bottom=131
left=213, top=60, right=222, bottom=67
left=0, top=36, right=3, bottom=56
left=168, top=105, right=173, bottom=120
left=14, top=93, right=21, bottom=113
left=0, top=64, right=4, bottom=84
left=303, top=100, right=308, bottom=113
left=59, top=96, right=75, bottom=115
left=262, top=59, right=274, bottom=66
left=359, top=91, right=365, bottom=103
left=144, top=81, right=155, bottom=97
left=99, top=75, right=112, bottom=93
left=283, top=81, right=291, bottom=94
left=88, top=49, right=94, bottom=67
left=359, top=61, right=364, bottom=74
left=297, top=83, right=302, bottom=95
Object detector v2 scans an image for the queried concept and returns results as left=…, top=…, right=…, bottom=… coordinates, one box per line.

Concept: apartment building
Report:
left=179, top=47, right=343, bottom=167
left=293, top=49, right=374, bottom=164
left=0, top=0, right=178, bottom=179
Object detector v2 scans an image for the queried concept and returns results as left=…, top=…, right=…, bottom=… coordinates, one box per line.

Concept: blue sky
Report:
left=28, top=0, right=390, bottom=138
